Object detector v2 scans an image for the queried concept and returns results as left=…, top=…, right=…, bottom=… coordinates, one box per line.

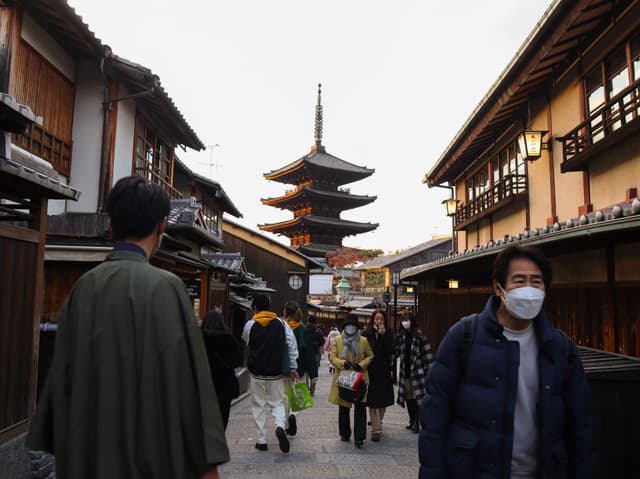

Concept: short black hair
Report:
left=252, top=294, right=270, bottom=312
left=106, top=176, right=170, bottom=241
left=493, top=245, right=552, bottom=289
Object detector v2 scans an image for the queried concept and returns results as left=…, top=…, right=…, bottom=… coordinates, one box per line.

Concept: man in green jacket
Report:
left=27, top=176, right=229, bottom=479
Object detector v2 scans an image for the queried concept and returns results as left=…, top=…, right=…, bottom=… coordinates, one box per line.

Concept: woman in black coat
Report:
left=201, top=310, right=241, bottom=429
left=363, top=309, right=395, bottom=441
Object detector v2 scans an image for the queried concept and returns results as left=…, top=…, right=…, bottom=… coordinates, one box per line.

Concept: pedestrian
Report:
left=306, top=315, right=325, bottom=394
left=282, top=300, right=315, bottom=436
left=324, top=326, right=340, bottom=373
left=419, top=245, right=595, bottom=479
left=396, top=312, right=433, bottom=433
left=362, top=309, right=395, bottom=442
left=201, top=310, right=241, bottom=430
left=27, top=176, right=229, bottom=479
left=242, top=293, right=299, bottom=453
left=328, top=314, right=374, bottom=448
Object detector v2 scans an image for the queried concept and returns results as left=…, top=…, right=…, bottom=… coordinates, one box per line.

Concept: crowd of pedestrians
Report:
left=28, top=175, right=596, bottom=479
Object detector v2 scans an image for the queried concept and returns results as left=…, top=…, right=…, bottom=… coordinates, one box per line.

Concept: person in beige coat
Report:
left=328, top=314, right=374, bottom=448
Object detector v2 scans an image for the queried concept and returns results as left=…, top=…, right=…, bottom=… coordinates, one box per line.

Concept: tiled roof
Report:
left=201, top=252, right=245, bottom=273
left=107, top=55, right=204, bottom=150
left=261, top=187, right=376, bottom=206
left=174, top=157, right=242, bottom=217
left=1, top=151, right=80, bottom=201
left=223, top=217, right=325, bottom=269
left=166, top=197, right=222, bottom=247
left=264, top=149, right=374, bottom=180
left=402, top=199, right=640, bottom=280
left=261, top=214, right=378, bottom=232
left=18, top=0, right=107, bottom=58
left=355, top=237, right=452, bottom=270
left=0, top=92, right=42, bottom=132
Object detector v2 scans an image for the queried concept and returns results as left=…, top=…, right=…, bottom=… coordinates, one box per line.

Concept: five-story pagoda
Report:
left=259, top=85, right=378, bottom=257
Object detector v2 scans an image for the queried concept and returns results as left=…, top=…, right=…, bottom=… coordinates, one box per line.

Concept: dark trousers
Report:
left=339, top=404, right=366, bottom=441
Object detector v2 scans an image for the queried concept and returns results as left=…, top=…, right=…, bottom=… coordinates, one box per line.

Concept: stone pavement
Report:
left=219, top=356, right=420, bottom=478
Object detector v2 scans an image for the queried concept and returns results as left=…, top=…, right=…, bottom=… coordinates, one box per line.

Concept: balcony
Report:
left=558, top=77, right=640, bottom=173
left=454, top=174, right=527, bottom=230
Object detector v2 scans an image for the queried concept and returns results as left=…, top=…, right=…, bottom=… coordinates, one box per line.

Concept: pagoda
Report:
left=259, top=84, right=378, bottom=257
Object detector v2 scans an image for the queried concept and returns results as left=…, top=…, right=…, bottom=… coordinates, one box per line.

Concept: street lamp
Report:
left=335, top=276, right=352, bottom=302
left=517, top=130, right=550, bottom=161
left=392, top=271, right=400, bottom=332
left=442, top=197, right=459, bottom=255
left=442, top=198, right=459, bottom=217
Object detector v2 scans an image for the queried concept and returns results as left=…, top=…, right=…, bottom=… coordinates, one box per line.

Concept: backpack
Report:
left=458, top=313, right=575, bottom=384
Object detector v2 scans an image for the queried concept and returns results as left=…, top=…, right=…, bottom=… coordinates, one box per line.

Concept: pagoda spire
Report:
left=313, top=83, right=324, bottom=151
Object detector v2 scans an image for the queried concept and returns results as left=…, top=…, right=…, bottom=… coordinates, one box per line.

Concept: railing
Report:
left=455, top=174, right=527, bottom=226
left=134, top=163, right=183, bottom=199
left=558, top=77, right=640, bottom=167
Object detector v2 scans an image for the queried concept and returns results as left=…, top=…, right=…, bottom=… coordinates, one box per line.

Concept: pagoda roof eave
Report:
left=261, top=187, right=377, bottom=207
left=264, top=149, right=374, bottom=184
left=258, top=215, right=378, bottom=235
left=298, top=243, right=342, bottom=256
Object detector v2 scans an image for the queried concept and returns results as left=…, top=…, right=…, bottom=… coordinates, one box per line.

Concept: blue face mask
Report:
left=344, top=324, right=357, bottom=335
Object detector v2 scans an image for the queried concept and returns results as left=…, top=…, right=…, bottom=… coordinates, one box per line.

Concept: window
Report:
left=201, top=202, right=219, bottom=234
left=584, top=31, right=640, bottom=141
left=134, top=118, right=181, bottom=198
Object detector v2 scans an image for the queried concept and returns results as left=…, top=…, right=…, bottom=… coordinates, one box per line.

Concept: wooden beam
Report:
left=0, top=223, right=39, bottom=243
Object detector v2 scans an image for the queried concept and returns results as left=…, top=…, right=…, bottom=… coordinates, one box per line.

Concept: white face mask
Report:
left=401, top=320, right=411, bottom=330
left=344, top=324, right=357, bottom=335
left=499, top=284, right=545, bottom=320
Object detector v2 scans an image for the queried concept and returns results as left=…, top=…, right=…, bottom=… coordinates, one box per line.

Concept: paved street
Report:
left=220, top=356, right=420, bottom=478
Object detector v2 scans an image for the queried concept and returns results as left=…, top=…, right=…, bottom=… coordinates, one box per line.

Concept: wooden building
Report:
left=260, top=84, right=378, bottom=257
left=355, top=236, right=451, bottom=297
left=0, top=1, right=241, bottom=324
left=0, top=2, right=243, bottom=471
left=403, top=1, right=640, bottom=475
left=223, top=218, right=324, bottom=317
left=0, top=93, right=79, bottom=459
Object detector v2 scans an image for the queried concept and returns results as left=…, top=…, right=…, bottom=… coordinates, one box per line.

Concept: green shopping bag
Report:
left=286, top=382, right=314, bottom=412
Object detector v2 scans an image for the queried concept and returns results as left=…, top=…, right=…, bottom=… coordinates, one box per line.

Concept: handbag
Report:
left=287, top=382, right=314, bottom=412
left=337, top=368, right=367, bottom=403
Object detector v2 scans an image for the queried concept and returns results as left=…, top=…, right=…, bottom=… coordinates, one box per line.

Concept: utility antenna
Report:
left=207, top=144, right=222, bottom=178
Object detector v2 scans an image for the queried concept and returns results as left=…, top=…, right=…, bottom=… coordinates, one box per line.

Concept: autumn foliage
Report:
left=326, top=247, right=383, bottom=268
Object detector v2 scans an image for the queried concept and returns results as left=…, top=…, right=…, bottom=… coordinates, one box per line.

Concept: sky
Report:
left=68, top=0, right=552, bottom=253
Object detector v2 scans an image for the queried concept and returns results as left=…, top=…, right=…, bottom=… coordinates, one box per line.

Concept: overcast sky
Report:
left=69, top=0, right=552, bottom=253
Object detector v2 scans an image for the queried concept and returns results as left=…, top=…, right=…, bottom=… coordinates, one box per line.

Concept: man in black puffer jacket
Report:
left=419, top=246, right=595, bottom=479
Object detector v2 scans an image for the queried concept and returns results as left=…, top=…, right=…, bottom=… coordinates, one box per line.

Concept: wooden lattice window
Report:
left=11, top=40, right=74, bottom=176
left=201, top=201, right=220, bottom=234
left=133, top=117, right=182, bottom=199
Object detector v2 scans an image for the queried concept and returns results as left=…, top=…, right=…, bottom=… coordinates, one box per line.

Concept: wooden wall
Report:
left=42, top=262, right=96, bottom=321
left=418, top=284, right=640, bottom=359
left=223, top=232, right=308, bottom=317
left=0, top=236, right=37, bottom=434
left=12, top=40, right=74, bottom=143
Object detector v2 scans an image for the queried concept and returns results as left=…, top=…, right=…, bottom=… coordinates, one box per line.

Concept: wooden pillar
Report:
left=29, top=196, right=48, bottom=415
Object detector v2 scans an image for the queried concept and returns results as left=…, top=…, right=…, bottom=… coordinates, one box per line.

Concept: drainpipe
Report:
left=97, top=48, right=112, bottom=213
